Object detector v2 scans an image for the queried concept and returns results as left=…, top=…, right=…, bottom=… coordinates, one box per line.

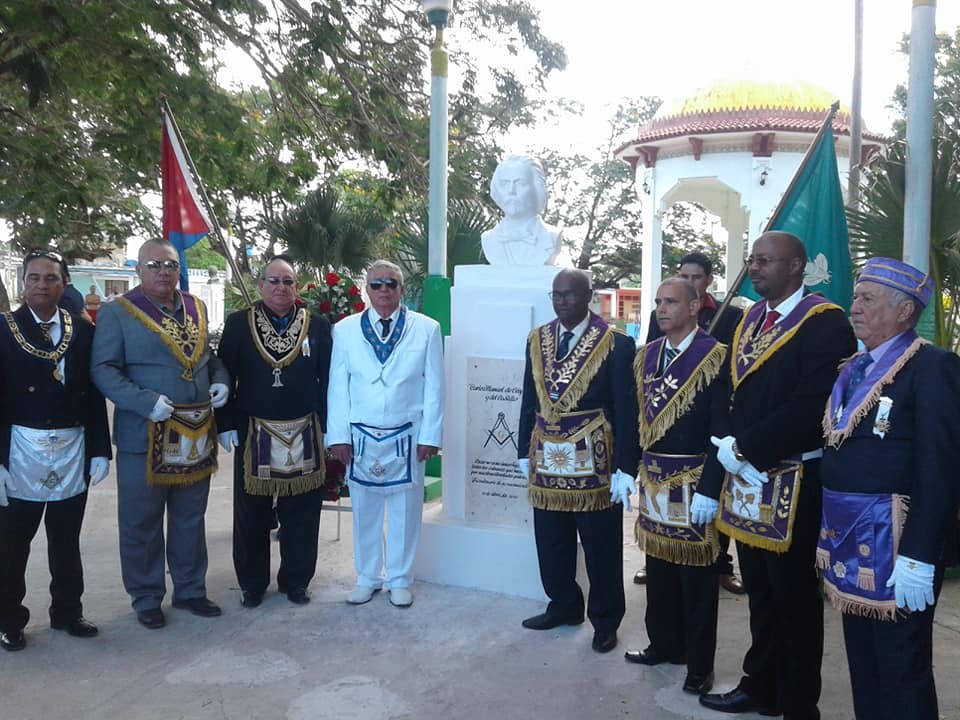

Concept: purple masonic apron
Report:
left=526, top=313, right=615, bottom=512
left=634, top=332, right=726, bottom=566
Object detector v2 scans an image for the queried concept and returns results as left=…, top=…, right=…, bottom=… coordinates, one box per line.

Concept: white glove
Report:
left=886, top=554, right=936, bottom=612
left=0, top=464, right=9, bottom=507
left=89, top=457, right=110, bottom=486
left=517, top=458, right=530, bottom=478
left=209, top=383, right=229, bottom=409
left=738, top=462, right=769, bottom=487
left=149, top=395, right=175, bottom=422
left=690, top=492, right=719, bottom=525
left=610, top=469, right=635, bottom=512
left=219, top=430, right=239, bottom=453
left=710, top=435, right=743, bottom=475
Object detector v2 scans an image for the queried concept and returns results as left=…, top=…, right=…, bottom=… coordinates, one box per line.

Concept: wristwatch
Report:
left=732, top=440, right=746, bottom=462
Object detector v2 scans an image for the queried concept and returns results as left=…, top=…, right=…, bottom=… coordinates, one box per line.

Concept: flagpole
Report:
left=708, top=101, right=840, bottom=334
left=160, top=96, right=252, bottom=306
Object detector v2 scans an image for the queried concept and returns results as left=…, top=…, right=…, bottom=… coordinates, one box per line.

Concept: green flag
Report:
left=737, top=122, right=853, bottom=310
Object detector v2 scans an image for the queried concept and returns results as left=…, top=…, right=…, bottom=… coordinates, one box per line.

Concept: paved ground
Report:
left=2, top=451, right=959, bottom=720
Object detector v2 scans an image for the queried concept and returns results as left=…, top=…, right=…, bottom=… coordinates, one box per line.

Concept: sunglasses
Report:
left=264, top=277, right=296, bottom=286
left=25, top=248, right=65, bottom=264
left=142, top=259, right=181, bottom=272
left=368, top=277, right=399, bottom=290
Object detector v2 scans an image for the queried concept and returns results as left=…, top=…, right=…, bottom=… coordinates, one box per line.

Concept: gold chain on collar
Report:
left=2, top=310, right=74, bottom=363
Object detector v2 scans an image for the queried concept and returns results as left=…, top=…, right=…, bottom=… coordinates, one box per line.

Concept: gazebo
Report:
left=615, top=80, right=886, bottom=336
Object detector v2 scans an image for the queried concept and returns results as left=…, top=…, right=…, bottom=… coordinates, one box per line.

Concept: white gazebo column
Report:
left=639, top=167, right=662, bottom=341
left=723, top=202, right=748, bottom=294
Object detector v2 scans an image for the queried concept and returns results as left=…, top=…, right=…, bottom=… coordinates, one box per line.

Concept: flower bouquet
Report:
left=301, top=271, right=366, bottom=500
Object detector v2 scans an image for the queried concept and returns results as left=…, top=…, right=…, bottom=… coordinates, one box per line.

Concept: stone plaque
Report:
left=465, top=357, right=531, bottom=528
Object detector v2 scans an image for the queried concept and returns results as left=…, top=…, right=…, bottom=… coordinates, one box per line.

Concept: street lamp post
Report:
left=420, top=0, right=452, bottom=337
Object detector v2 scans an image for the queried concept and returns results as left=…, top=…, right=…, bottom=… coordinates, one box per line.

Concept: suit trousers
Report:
left=116, top=452, right=211, bottom=612
left=533, top=504, right=625, bottom=635
left=645, top=554, right=719, bottom=676
left=349, top=481, right=423, bottom=590
left=0, top=492, right=88, bottom=633
left=232, top=450, right=323, bottom=594
left=841, top=569, right=945, bottom=720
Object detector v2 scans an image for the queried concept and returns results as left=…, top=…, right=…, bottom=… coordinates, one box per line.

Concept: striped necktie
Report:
left=556, top=330, right=574, bottom=360
left=662, top=346, right=678, bottom=373
left=39, top=321, right=55, bottom=345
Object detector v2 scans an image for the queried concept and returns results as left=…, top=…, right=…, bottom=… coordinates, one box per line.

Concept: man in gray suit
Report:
left=92, top=240, right=229, bottom=629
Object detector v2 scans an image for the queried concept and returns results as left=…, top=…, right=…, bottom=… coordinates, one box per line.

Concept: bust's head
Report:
left=490, top=155, right=547, bottom=220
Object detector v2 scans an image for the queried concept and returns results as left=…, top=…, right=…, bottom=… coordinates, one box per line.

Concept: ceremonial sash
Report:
left=116, top=288, right=207, bottom=381
left=528, top=313, right=614, bottom=424
left=243, top=413, right=325, bottom=496
left=248, top=303, right=311, bottom=388
left=715, top=460, right=803, bottom=553
left=823, top=332, right=926, bottom=448
left=362, top=307, right=406, bottom=364
left=528, top=408, right=613, bottom=512
left=635, top=451, right=718, bottom=566
left=817, top=489, right=907, bottom=621
left=146, top=401, right=218, bottom=486
left=636, top=330, right=726, bottom=448
left=730, top=295, right=840, bottom=391
left=348, top=422, right=415, bottom=491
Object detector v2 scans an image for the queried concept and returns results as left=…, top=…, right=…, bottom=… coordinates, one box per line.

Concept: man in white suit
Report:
left=327, top=260, right=444, bottom=608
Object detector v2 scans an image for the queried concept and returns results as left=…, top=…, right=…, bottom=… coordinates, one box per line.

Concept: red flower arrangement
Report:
left=301, top=271, right=365, bottom=326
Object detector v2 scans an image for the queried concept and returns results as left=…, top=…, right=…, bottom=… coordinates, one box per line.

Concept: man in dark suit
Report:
left=0, top=248, right=111, bottom=651
left=518, top=268, right=639, bottom=654
left=638, top=252, right=744, bottom=593
left=699, top=232, right=857, bottom=719
left=818, top=258, right=960, bottom=720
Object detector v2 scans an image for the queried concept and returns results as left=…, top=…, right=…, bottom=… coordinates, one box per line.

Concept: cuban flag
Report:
left=161, top=106, right=211, bottom=291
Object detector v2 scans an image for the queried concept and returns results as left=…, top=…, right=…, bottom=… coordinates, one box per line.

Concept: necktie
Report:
left=379, top=317, right=392, bottom=339
left=556, top=330, right=574, bottom=359
left=39, top=321, right=54, bottom=345
left=758, top=309, right=781, bottom=334
left=843, top=353, right=874, bottom=406
left=662, top=346, right=678, bottom=373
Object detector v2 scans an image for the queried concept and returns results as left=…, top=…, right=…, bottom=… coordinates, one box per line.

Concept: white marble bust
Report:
left=481, top=155, right=562, bottom=266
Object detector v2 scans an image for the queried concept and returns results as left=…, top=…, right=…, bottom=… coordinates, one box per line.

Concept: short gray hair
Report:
left=367, top=259, right=404, bottom=285
left=660, top=276, right=698, bottom=303
left=885, top=285, right=923, bottom=327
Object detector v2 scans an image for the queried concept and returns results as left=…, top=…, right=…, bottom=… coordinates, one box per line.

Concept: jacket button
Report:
left=28, top=386, right=35, bottom=392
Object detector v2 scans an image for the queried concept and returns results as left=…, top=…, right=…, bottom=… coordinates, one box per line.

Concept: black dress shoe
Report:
left=720, top=574, right=746, bottom=595
left=51, top=617, right=99, bottom=638
left=137, top=609, right=166, bottom=629
left=172, top=597, right=222, bottom=617
left=699, top=688, right=781, bottom=716
left=624, top=646, right=686, bottom=666
left=0, top=630, right=26, bottom=651
left=241, top=591, right=264, bottom=608
left=592, top=631, right=617, bottom=653
left=521, top=612, right=584, bottom=630
left=633, top=568, right=647, bottom=585
left=682, top=671, right=714, bottom=695
left=286, top=588, right=310, bottom=605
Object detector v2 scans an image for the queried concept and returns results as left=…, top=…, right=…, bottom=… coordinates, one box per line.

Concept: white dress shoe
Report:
left=346, top=585, right=378, bottom=605
left=389, top=587, right=413, bottom=607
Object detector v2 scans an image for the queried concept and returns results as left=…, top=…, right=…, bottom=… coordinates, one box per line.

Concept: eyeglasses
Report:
left=548, top=290, right=584, bottom=302
left=142, top=259, right=180, bottom=273
left=264, top=277, right=296, bottom=286
left=747, top=255, right=788, bottom=268
left=369, top=277, right=399, bottom=290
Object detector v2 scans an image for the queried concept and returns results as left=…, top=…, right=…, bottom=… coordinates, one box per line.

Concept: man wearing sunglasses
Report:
left=0, top=249, right=111, bottom=651
left=215, top=255, right=332, bottom=608
left=92, top=239, right=229, bottom=630
left=327, top=260, right=444, bottom=608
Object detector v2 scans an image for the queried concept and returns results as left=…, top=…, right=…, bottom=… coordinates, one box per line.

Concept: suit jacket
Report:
left=645, top=294, right=743, bottom=346
left=729, top=302, right=857, bottom=471
left=0, top=306, right=110, bottom=465
left=822, top=344, right=960, bottom=565
left=216, top=303, right=332, bottom=434
left=326, top=308, right=444, bottom=448
left=519, top=321, right=639, bottom=477
left=91, top=292, right=228, bottom=454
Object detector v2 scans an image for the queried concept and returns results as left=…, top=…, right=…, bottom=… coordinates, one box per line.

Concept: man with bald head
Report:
left=700, top=232, right=856, bottom=719
left=216, top=254, right=332, bottom=608
left=518, top=268, right=638, bottom=654
left=819, top=258, right=960, bottom=719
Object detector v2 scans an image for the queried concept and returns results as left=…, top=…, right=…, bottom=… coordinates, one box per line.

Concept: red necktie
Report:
left=759, top=310, right=781, bottom=334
